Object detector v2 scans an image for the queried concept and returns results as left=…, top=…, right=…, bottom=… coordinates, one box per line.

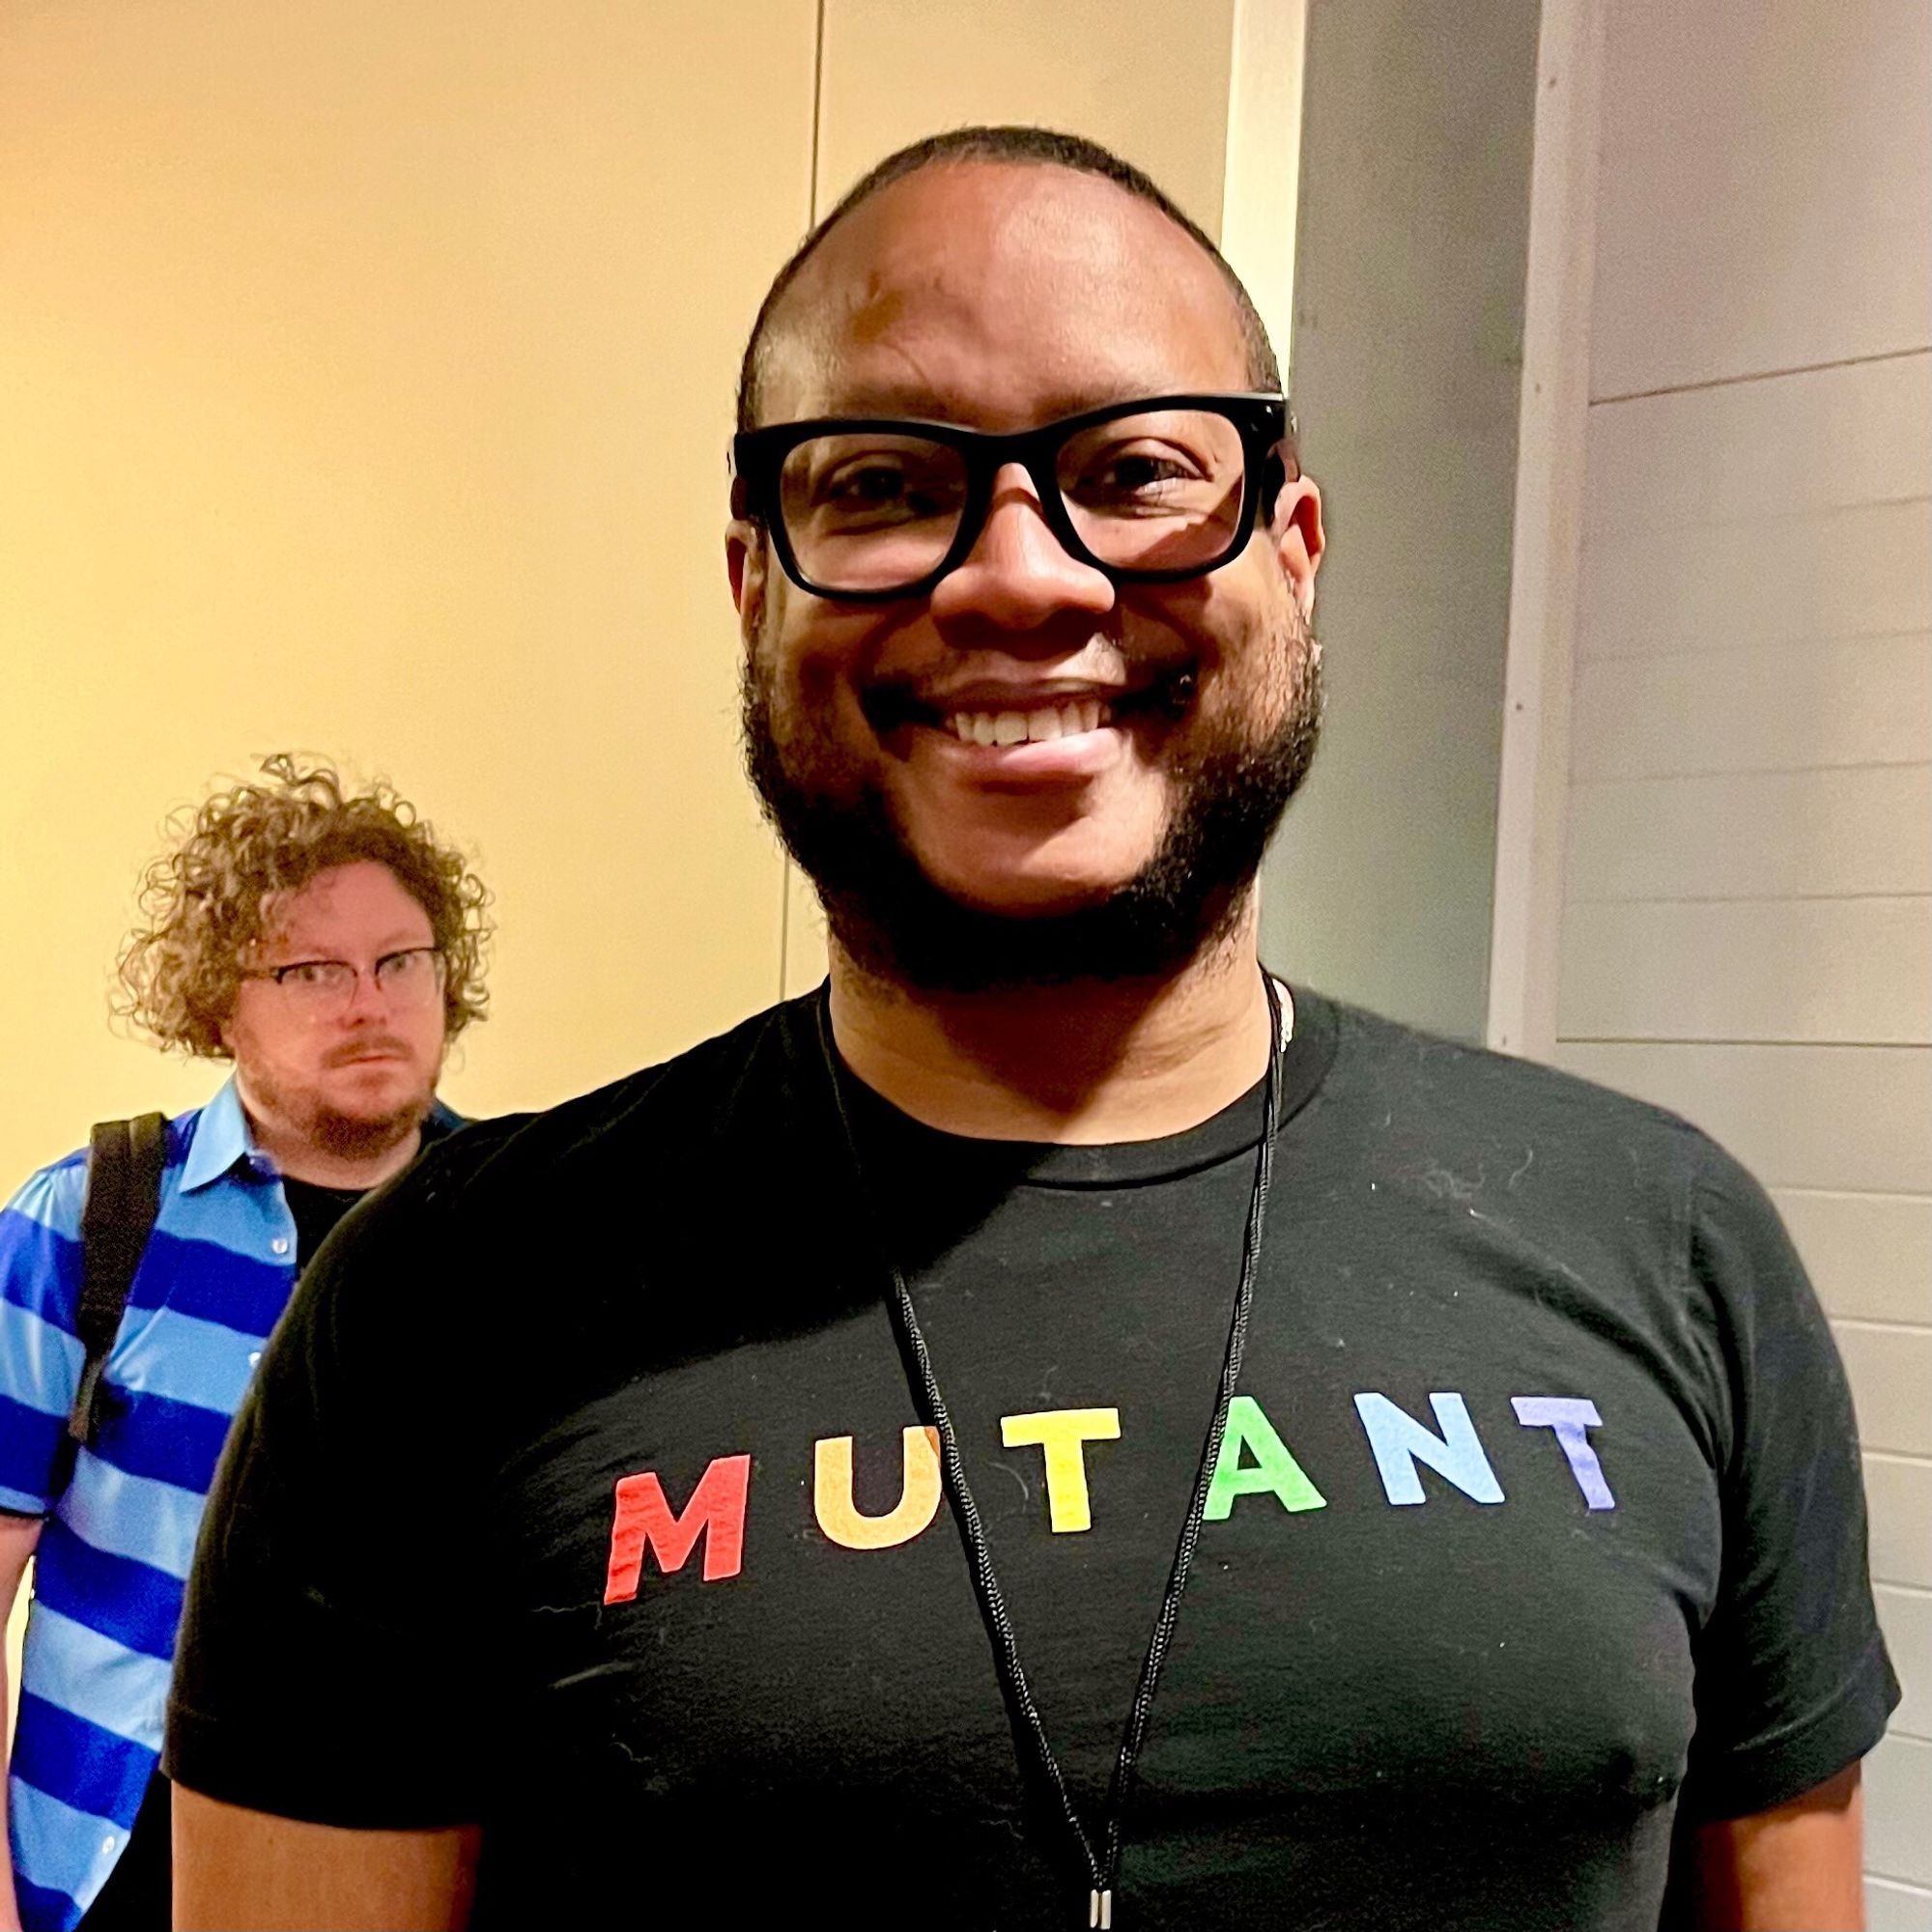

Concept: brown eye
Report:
left=1076, top=449, right=1199, bottom=503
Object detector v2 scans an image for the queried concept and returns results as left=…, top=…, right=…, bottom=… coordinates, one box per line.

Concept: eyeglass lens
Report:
left=273, top=950, right=442, bottom=1008
left=775, top=407, right=1249, bottom=595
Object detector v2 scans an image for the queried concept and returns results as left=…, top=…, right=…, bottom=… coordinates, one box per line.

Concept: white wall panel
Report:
left=1591, top=0, right=1931, bottom=397
left=1572, top=636, right=1932, bottom=780
left=1552, top=1042, right=1932, bottom=1194
left=1557, top=898, right=1932, bottom=1044
left=1583, top=355, right=1931, bottom=544
left=1877, top=1587, right=1930, bottom=1741
left=1866, top=1457, right=1932, bottom=1589
left=1866, top=1876, right=1932, bottom=1932
left=1836, top=1325, right=1932, bottom=1458
left=1579, top=498, right=1932, bottom=664
left=1532, top=3, right=1932, bottom=1894
left=1566, top=766, right=1932, bottom=903
left=1866, top=1732, right=1932, bottom=1888
left=1775, top=1191, right=1932, bottom=1326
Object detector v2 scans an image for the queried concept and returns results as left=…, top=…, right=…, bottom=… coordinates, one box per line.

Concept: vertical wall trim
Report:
left=1486, top=0, right=1605, bottom=1059
left=1219, top=0, right=1308, bottom=380
left=1222, top=0, right=1307, bottom=959
left=808, top=0, right=827, bottom=218
left=780, top=0, right=831, bottom=1002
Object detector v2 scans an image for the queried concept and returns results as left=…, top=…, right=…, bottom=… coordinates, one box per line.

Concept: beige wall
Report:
left=1504, top=0, right=1932, bottom=1916
left=2, top=0, right=1284, bottom=1727
left=0, top=0, right=824, bottom=1193
left=0, top=0, right=1274, bottom=1178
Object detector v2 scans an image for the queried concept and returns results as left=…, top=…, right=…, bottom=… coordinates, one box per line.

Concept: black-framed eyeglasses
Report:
left=731, top=392, right=1294, bottom=602
left=242, top=946, right=445, bottom=1012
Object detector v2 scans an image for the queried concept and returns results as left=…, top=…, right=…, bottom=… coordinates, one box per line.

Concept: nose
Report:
left=927, top=462, right=1116, bottom=638
left=339, top=966, right=389, bottom=1021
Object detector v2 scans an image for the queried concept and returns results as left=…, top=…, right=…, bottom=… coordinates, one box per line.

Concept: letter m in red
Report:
left=603, top=1454, right=752, bottom=1601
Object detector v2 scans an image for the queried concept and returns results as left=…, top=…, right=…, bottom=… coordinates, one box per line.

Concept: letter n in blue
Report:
left=1353, top=1392, right=1505, bottom=1506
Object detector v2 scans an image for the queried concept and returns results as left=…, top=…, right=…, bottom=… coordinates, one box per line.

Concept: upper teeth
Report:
left=948, top=700, right=1111, bottom=746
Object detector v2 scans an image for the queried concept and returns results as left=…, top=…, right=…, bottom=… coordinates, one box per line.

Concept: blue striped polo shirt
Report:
left=0, top=1080, right=455, bottom=1932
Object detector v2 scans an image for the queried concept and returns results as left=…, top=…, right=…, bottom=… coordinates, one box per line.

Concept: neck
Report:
left=826, top=903, right=1285, bottom=1144
left=273, top=1132, right=421, bottom=1189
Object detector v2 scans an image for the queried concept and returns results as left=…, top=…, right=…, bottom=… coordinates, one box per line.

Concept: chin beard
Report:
left=308, top=1099, right=431, bottom=1162
left=741, top=611, right=1322, bottom=996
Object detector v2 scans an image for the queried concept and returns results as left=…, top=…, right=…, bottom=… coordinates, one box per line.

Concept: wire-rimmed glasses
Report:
left=242, top=946, right=445, bottom=1016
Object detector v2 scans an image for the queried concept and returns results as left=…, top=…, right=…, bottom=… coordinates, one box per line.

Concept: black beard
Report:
left=741, top=616, right=1322, bottom=996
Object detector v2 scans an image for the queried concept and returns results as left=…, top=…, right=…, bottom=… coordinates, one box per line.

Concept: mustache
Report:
left=323, top=1037, right=414, bottom=1067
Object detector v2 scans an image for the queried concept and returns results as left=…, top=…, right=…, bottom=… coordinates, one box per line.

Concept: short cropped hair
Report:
left=735, top=125, right=1286, bottom=435
left=116, top=754, right=491, bottom=1057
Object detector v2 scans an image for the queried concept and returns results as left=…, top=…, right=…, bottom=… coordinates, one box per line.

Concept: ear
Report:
left=1269, top=474, right=1324, bottom=619
left=726, top=518, right=764, bottom=619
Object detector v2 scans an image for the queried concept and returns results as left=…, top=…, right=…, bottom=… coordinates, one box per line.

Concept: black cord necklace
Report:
left=813, top=976, right=1286, bottom=1928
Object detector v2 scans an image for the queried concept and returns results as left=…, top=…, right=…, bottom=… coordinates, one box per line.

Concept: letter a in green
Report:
left=1205, top=1395, right=1326, bottom=1520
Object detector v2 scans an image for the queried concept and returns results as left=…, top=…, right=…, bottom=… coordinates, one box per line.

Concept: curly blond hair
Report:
left=116, top=754, right=491, bottom=1058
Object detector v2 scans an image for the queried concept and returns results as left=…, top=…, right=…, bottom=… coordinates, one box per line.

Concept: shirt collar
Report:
left=178, top=1074, right=258, bottom=1192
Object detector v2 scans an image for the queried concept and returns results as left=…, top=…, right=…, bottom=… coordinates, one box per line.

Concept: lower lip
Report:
left=914, top=721, right=1129, bottom=783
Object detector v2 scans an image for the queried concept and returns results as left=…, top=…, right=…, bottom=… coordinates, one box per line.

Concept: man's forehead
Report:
left=759, top=161, right=1249, bottom=427
left=258, top=862, right=425, bottom=945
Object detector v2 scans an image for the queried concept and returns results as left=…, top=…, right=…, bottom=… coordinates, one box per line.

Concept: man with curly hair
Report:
left=0, top=756, right=488, bottom=1932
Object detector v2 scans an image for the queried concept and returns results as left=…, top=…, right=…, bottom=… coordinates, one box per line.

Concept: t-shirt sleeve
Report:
left=1676, top=1136, right=1900, bottom=1819
left=163, top=1159, right=489, bottom=1829
left=0, top=1158, right=89, bottom=1517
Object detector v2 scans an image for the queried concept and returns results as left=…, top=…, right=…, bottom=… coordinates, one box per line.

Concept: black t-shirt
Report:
left=282, top=1177, right=369, bottom=1270
left=166, top=990, right=1897, bottom=1930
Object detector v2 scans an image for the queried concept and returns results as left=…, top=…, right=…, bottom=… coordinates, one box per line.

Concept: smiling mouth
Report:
left=864, top=669, right=1197, bottom=747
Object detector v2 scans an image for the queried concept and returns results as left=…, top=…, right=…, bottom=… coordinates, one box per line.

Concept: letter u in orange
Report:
left=814, top=1426, right=943, bottom=1550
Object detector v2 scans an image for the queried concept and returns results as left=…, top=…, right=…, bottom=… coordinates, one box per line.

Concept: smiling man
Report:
left=0, top=756, right=486, bottom=1932
left=168, top=133, right=1894, bottom=1931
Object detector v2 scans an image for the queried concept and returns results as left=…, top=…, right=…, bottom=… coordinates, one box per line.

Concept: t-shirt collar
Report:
left=830, top=984, right=1339, bottom=1191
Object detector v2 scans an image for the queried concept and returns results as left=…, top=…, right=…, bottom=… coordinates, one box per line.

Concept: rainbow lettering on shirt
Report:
left=601, top=1391, right=1616, bottom=1590
left=815, top=1425, right=943, bottom=1548
left=1000, top=1407, right=1121, bottom=1532
left=1205, top=1395, right=1327, bottom=1518
left=604, top=1452, right=752, bottom=1599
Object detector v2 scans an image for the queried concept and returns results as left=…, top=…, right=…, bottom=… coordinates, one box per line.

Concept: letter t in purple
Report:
left=1511, top=1397, right=1616, bottom=1511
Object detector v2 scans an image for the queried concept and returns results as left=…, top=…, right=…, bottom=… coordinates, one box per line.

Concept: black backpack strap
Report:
left=65, top=1113, right=169, bottom=1454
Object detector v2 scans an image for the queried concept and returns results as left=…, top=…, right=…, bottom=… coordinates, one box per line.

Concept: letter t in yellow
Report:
left=1000, top=1408, right=1122, bottom=1533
